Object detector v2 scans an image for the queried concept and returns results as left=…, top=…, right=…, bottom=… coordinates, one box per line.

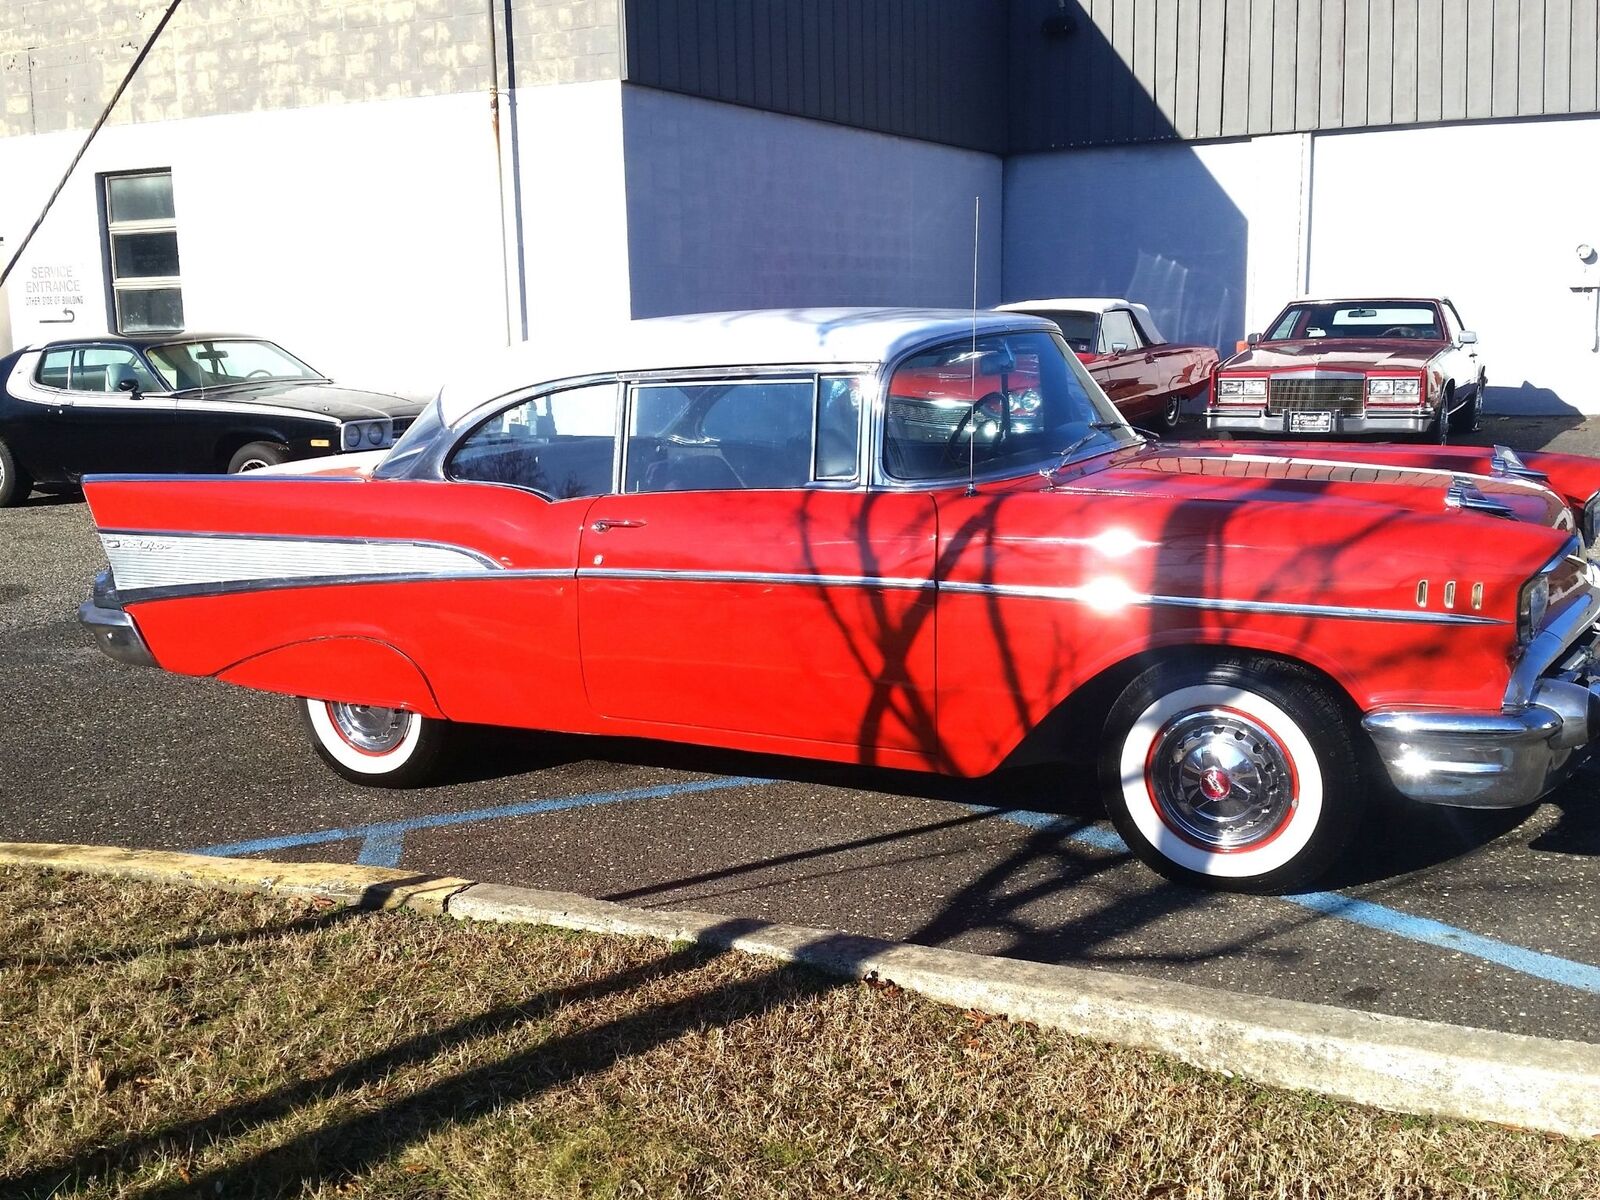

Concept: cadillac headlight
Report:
left=1518, top=573, right=1551, bottom=643
left=1217, top=378, right=1267, bottom=399
left=1366, top=377, right=1421, bottom=397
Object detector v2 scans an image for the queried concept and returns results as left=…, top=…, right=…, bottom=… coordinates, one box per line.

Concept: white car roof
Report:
left=995, top=297, right=1129, bottom=313
left=438, top=307, right=1056, bottom=425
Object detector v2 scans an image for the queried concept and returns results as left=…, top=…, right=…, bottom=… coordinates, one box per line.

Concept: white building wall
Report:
left=1003, top=135, right=1310, bottom=353
left=0, top=92, right=511, bottom=398
left=619, top=89, right=1003, bottom=318
left=1307, top=117, right=1600, bottom=415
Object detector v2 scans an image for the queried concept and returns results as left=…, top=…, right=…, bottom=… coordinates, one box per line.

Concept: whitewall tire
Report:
left=1099, top=658, right=1363, bottom=893
left=302, top=698, right=450, bottom=787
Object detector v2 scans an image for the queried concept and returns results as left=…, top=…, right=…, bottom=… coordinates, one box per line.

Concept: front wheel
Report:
left=1449, top=378, right=1484, bottom=435
left=228, top=441, right=289, bottom=473
left=301, top=698, right=451, bottom=787
left=1098, top=658, right=1365, bottom=893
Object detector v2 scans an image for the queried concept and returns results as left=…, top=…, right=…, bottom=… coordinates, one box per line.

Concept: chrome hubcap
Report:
left=1149, top=709, right=1295, bottom=850
left=327, top=702, right=411, bottom=754
left=237, top=459, right=269, bottom=472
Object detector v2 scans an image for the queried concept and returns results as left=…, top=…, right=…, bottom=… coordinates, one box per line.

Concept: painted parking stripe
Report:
left=194, top=776, right=771, bottom=867
left=970, top=804, right=1600, bottom=996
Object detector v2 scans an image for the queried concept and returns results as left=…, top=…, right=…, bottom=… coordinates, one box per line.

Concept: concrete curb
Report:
left=5, top=841, right=1598, bottom=1139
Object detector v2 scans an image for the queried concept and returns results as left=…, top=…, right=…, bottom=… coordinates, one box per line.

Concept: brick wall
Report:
left=0, top=0, right=619, bottom=137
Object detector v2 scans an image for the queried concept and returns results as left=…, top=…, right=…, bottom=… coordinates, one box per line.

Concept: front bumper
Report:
left=79, top=569, right=158, bottom=668
left=1364, top=590, right=1600, bottom=808
left=1205, top=410, right=1431, bottom=436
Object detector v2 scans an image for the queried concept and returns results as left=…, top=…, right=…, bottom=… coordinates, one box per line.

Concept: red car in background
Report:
left=1206, top=297, right=1488, bottom=442
left=995, top=298, right=1219, bottom=431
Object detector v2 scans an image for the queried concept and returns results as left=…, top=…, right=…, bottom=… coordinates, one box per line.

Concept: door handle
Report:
left=591, top=518, right=647, bottom=533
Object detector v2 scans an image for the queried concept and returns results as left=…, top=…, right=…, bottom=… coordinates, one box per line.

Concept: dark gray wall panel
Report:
left=622, top=0, right=1005, bottom=152
left=1008, top=0, right=1600, bottom=150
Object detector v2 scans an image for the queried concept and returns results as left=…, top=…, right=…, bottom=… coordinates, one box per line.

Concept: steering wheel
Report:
left=941, top=393, right=1007, bottom=464
left=1380, top=326, right=1419, bottom=339
left=245, top=368, right=274, bottom=379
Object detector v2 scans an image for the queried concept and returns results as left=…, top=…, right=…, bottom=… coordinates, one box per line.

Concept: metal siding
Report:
left=1319, top=0, right=1346, bottom=124
left=1272, top=0, right=1299, bottom=129
left=1248, top=0, right=1277, bottom=128
left=1344, top=0, right=1370, bottom=125
left=1519, top=0, right=1547, bottom=114
left=1576, top=0, right=1599, bottom=111
left=1491, top=0, right=1520, bottom=116
left=1546, top=0, right=1573, bottom=112
left=1367, top=0, right=1394, bottom=126
left=1417, top=0, right=1444, bottom=121
left=1222, top=0, right=1254, bottom=132
left=1466, top=0, right=1494, bottom=117
left=1295, top=0, right=1322, bottom=127
left=1177, top=0, right=1205, bottom=136
left=1392, top=0, right=1418, bottom=124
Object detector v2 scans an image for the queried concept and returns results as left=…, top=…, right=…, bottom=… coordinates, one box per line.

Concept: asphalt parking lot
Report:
left=2, top=415, right=1598, bottom=1043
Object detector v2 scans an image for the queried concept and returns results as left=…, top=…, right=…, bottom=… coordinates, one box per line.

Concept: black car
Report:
left=0, top=333, right=425, bottom=506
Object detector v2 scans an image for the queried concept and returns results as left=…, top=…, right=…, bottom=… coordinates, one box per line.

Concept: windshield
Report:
left=883, top=329, right=1138, bottom=483
left=147, top=339, right=322, bottom=390
left=1266, top=302, right=1443, bottom=341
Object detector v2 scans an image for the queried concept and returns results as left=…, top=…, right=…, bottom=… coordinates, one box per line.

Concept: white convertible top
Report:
left=437, top=307, right=1055, bottom=425
left=995, top=297, right=1168, bottom=344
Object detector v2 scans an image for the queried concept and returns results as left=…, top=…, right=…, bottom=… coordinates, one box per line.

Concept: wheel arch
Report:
left=213, top=636, right=446, bottom=718
left=1001, top=638, right=1365, bottom=771
left=212, top=427, right=296, bottom=472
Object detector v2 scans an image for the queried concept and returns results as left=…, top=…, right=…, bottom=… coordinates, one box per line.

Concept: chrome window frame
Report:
left=868, top=325, right=1135, bottom=491
left=443, top=378, right=627, bottom=503
left=31, top=341, right=171, bottom=399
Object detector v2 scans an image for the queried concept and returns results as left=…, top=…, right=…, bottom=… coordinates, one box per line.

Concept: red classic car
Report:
left=995, top=298, right=1219, bottom=431
left=78, top=309, right=1600, bottom=894
left=1206, top=297, right=1488, bottom=442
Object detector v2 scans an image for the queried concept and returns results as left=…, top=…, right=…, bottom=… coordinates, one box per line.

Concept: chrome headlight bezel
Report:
left=1217, top=377, right=1268, bottom=399
left=341, top=420, right=395, bottom=452
left=1366, top=376, right=1421, bottom=398
left=1518, top=573, right=1551, bottom=644
left=1582, top=491, right=1600, bottom=555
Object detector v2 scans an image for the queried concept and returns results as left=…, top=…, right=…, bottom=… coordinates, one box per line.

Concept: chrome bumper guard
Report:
left=79, top=569, right=158, bottom=669
left=1205, top=411, right=1431, bottom=437
left=1364, top=586, right=1600, bottom=809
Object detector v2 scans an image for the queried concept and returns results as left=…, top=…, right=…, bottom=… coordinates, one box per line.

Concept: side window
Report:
left=815, top=376, right=864, bottom=481
left=625, top=380, right=814, bottom=493
left=37, top=347, right=162, bottom=394
left=448, top=382, right=619, bottom=500
left=1098, top=310, right=1140, bottom=354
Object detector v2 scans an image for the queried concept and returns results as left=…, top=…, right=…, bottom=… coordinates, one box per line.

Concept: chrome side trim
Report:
left=85, top=472, right=365, bottom=484
left=115, top=568, right=574, bottom=604
left=580, top=567, right=934, bottom=591
left=939, top=580, right=1506, bottom=625
left=100, top=531, right=502, bottom=596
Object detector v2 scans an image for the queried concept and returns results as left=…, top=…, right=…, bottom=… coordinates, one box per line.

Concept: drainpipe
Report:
left=486, top=0, right=513, bottom=347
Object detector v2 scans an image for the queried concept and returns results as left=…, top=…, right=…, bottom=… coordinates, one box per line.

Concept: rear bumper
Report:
left=79, top=569, right=158, bottom=668
left=1204, top=410, right=1432, bottom=436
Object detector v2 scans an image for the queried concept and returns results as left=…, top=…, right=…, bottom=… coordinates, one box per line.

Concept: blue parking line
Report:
left=194, top=776, right=771, bottom=867
left=968, top=803, right=1600, bottom=995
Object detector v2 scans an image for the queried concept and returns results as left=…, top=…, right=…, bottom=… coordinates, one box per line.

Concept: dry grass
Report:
left=1, top=866, right=1596, bottom=1199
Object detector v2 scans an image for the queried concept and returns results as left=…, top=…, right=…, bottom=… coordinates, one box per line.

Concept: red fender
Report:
left=214, top=637, right=445, bottom=718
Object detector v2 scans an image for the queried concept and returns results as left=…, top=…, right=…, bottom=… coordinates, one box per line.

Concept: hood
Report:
left=1057, top=441, right=1570, bottom=532
left=1222, top=338, right=1441, bottom=373
left=180, top=381, right=427, bottom=423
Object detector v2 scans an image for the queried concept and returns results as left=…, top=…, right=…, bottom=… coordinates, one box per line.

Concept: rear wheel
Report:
left=1098, top=657, right=1364, bottom=893
left=228, top=441, right=289, bottom=473
left=301, top=698, right=451, bottom=787
left=0, top=437, right=34, bottom=507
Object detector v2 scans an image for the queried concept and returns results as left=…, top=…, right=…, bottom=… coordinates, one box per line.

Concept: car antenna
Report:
left=967, top=195, right=980, bottom=497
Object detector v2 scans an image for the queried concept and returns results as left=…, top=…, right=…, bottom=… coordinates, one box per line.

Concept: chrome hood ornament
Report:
left=1490, top=444, right=1548, bottom=482
left=1445, top=476, right=1516, bottom=519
